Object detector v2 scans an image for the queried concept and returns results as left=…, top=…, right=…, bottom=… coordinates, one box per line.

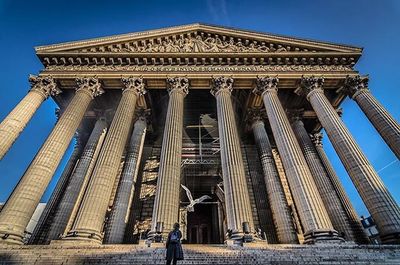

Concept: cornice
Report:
left=37, top=52, right=360, bottom=70
left=35, top=23, right=362, bottom=53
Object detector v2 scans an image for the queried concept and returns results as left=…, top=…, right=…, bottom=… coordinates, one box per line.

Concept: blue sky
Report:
left=0, top=0, right=398, bottom=217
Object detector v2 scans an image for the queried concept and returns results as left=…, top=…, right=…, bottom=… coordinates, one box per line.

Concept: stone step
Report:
left=0, top=244, right=399, bottom=265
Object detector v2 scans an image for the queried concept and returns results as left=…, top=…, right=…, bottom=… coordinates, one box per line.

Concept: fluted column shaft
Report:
left=312, top=133, right=369, bottom=244
left=251, top=118, right=298, bottom=244
left=292, top=118, right=359, bottom=242
left=45, top=118, right=108, bottom=243
left=344, top=76, right=400, bottom=159
left=66, top=77, right=145, bottom=243
left=211, top=77, right=254, bottom=241
left=0, top=77, right=103, bottom=245
left=0, top=75, right=61, bottom=159
left=300, top=76, right=400, bottom=243
left=151, top=77, right=188, bottom=239
left=254, top=77, right=337, bottom=243
left=29, top=140, right=83, bottom=244
left=104, top=116, right=147, bottom=244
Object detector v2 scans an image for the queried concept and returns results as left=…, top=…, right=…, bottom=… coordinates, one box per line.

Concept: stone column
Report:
left=45, top=117, right=108, bottom=243
left=104, top=112, right=147, bottom=244
left=291, top=114, right=362, bottom=242
left=254, top=77, right=340, bottom=244
left=311, top=133, right=369, bottom=244
left=150, top=77, right=188, bottom=241
left=211, top=76, right=254, bottom=242
left=248, top=109, right=298, bottom=244
left=0, top=75, right=61, bottom=160
left=0, top=77, right=103, bottom=245
left=298, top=76, right=400, bottom=244
left=65, top=77, right=145, bottom=243
left=29, top=138, right=83, bottom=244
left=342, top=75, right=400, bottom=160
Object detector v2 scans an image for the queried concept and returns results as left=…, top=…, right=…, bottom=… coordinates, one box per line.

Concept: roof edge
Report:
left=35, top=23, right=362, bottom=53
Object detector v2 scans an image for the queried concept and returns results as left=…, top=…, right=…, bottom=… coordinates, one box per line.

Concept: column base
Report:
left=148, top=242, right=165, bottom=248
left=304, top=229, right=345, bottom=244
left=50, top=238, right=100, bottom=246
left=0, top=231, right=24, bottom=245
left=226, top=230, right=253, bottom=246
left=146, top=230, right=166, bottom=243
left=380, top=232, right=400, bottom=244
left=63, top=229, right=103, bottom=244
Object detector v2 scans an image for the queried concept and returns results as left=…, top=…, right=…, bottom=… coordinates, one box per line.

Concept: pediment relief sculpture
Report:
left=75, top=33, right=319, bottom=54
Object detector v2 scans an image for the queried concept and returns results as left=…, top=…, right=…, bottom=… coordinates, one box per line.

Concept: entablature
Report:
left=35, top=24, right=362, bottom=69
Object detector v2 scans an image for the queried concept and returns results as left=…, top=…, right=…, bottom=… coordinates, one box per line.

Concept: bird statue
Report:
left=181, top=184, right=212, bottom=212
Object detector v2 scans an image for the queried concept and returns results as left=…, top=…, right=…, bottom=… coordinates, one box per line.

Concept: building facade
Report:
left=0, top=24, right=399, bottom=249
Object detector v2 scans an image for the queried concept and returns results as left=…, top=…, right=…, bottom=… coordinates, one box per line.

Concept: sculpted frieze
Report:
left=78, top=34, right=315, bottom=54
left=45, top=64, right=353, bottom=72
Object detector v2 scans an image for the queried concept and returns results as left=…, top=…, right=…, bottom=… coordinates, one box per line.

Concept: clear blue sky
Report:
left=0, top=0, right=399, bottom=217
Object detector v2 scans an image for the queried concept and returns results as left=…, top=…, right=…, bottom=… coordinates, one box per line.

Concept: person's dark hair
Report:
left=173, top=223, right=180, bottom=229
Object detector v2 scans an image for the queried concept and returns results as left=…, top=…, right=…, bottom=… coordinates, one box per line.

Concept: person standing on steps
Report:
left=166, top=223, right=184, bottom=265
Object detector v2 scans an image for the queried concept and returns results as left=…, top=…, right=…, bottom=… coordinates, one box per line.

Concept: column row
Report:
left=0, top=74, right=398, bottom=245
left=0, top=77, right=146, bottom=245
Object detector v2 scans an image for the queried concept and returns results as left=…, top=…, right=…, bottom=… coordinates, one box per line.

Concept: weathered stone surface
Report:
left=250, top=114, right=298, bottom=244
left=212, top=76, right=254, bottom=241
left=291, top=116, right=364, bottom=243
left=29, top=141, right=83, bottom=244
left=311, top=132, right=369, bottom=244
left=65, top=77, right=145, bottom=243
left=150, top=77, right=188, bottom=240
left=254, top=77, right=339, bottom=244
left=104, top=115, right=147, bottom=244
left=342, top=75, right=400, bottom=160
left=0, top=75, right=61, bottom=160
left=0, top=77, right=103, bottom=245
left=46, top=118, right=108, bottom=243
left=0, top=244, right=399, bottom=265
left=298, top=76, right=400, bottom=244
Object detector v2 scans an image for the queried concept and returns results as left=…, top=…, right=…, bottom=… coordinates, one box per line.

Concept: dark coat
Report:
left=165, top=229, right=184, bottom=260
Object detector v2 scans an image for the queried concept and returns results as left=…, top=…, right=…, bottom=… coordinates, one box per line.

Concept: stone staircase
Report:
left=0, top=244, right=399, bottom=265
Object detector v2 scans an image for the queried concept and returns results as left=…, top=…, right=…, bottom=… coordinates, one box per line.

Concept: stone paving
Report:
left=0, top=244, right=399, bottom=265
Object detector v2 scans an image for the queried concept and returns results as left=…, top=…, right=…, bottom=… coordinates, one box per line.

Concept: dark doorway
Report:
left=186, top=203, right=221, bottom=244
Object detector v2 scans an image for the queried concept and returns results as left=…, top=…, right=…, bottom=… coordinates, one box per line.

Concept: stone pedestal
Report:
left=149, top=77, right=188, bottom=241
left=254, top=77, right=340, bottom=244
left=65, top=77, right=145, bottom=244
left=298, top=76, right=400, bottom=244
left=46, top=118, right=108, bottom=243
left=211, top=76, right=254, bottom=242
left=249, top=111, right=298, bottom=244
left=0, top=75, right=61, bottom=159
left=343, top=76, right=400, bottom=160
left=0, top=77, right=103, bottom=245
left=104, top=114, right=147, bottom=244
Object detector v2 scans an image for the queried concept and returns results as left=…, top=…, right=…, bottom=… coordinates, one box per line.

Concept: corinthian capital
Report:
left=210, top=76, right=234, bottom=96
left=310, top=132, right=323, bottom=147
left=287, top=109, right=304, bottom=123
left=295, top=76, right=325, bottom=99
left=76, top=77, right=104, bottom=98
left=29, top=75, right=61, bottom=98
left=166, top=77, right=189, bottom=95
left=121, top=76, right=147, bottom=95
left=253, top=76, right=279, bottom=95
left=247, top=108, right=267, bottom=125
left=134, top=108, right=151, bottom=124
left=341, top=75, right=369, bottom=98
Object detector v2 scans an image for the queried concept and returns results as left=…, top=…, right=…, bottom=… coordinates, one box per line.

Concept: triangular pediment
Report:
left=35, top=23, right=361, bottom=55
